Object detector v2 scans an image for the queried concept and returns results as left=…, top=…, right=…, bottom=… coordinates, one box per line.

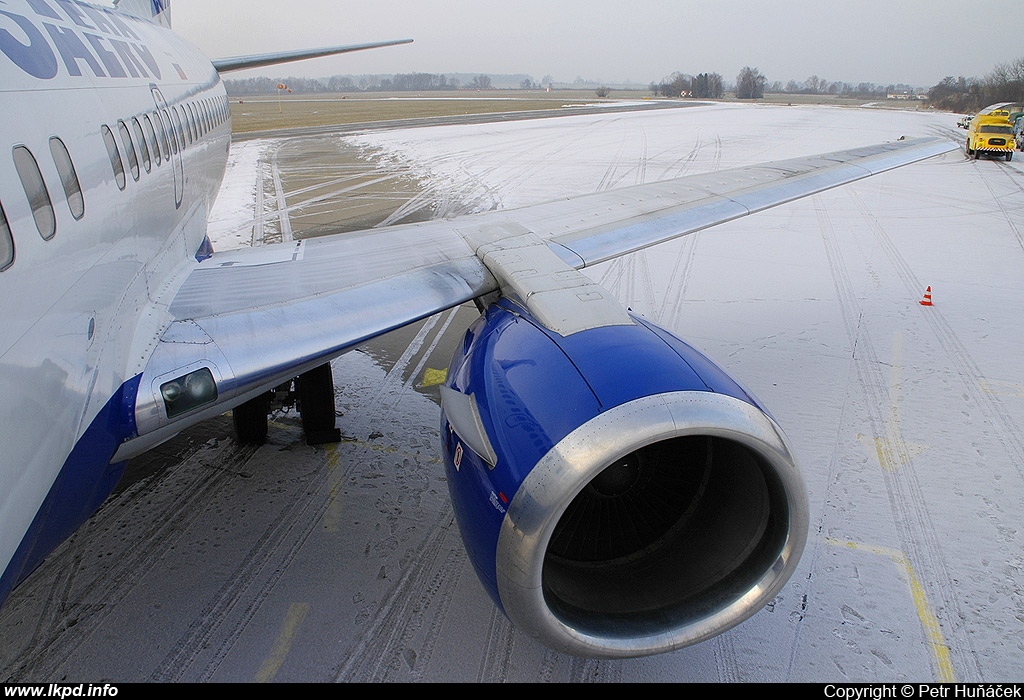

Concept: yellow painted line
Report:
left=858, top=332, right=928, bottom=472
left=858, top=434, right=928, bottom=473
left=322, top=443, right=345, bottom=533
left=825, top=538, right=956, bottom=682
left=255, top=602, right=311, bottom=683
left=980, top=379, right=1024, bottom=398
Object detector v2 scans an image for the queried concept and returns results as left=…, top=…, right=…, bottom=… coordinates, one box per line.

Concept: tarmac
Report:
left=1, top=100, right=1022, bottom=683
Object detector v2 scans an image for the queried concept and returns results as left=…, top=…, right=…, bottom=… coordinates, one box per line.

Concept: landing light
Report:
left=161, top=368, right=217, bottom=418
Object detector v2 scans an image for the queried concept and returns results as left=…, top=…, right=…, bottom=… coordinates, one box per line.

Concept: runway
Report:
left=1, top=101, right=1023, bottom=682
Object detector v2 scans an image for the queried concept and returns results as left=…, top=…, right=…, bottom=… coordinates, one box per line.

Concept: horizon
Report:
left=168, top=0, right=1024, bottom=90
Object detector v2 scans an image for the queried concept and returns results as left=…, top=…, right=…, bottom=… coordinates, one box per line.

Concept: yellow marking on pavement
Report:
left=980, top=379, right=1024, bottom=398
left=255, top=602, right=311, bottom=683
left=825, top=538, right=956, bottom=682
left=858, top=332, right=927, bottom=471
left=322, top=443, right=345, bottom=533
left=422, top=367, right=448, bottom=387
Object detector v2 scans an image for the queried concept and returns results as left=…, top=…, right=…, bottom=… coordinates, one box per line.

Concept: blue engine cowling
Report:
left=440, top=298, right=808, bottom=658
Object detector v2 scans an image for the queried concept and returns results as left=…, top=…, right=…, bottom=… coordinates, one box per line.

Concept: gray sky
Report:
left=169, top=0, right=1024, bottom=87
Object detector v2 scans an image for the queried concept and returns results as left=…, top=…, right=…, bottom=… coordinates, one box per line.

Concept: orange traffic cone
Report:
left=919, top=286, right=933, bottom=306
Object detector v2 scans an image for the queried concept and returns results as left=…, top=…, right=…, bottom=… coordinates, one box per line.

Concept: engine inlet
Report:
left=495, top=391, right=807, bottom=658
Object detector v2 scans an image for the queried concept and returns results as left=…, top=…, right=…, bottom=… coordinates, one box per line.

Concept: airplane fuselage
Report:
left=0, top=0, right=230, bottom=603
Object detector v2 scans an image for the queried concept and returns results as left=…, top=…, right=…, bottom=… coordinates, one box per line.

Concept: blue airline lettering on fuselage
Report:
left=0, top=0, right=161, bottom=81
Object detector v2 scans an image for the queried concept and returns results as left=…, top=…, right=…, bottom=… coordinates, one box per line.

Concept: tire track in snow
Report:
left=0, top=441, right=258, bottom=681
left=816, top=193, right=979, bottom=681
left=149, top=442, right=335, bottom=682
left=330, top=509, right=462, bottom=681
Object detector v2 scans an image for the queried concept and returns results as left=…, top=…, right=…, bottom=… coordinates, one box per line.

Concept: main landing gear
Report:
left=232, top=363, right=342, bottom=446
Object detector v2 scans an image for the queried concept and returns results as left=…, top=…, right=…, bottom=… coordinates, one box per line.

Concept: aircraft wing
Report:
left=116, top=136, right=955, bottom=458
left=211, top=40, right=413, bottom=73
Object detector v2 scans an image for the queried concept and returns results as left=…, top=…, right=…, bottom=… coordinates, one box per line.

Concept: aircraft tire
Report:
left=297, top=363, right=341, bottom=445
left=233, top=392, right=270, bottom=445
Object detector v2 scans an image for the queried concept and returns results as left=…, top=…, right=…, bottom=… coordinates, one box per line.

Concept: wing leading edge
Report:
left=212, top=39, right=413, bottom=74
left=114, top=136, right=955, bottom=459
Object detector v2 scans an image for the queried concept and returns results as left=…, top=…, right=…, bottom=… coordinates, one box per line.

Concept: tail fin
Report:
left=114, top=0, right=172, bottom=28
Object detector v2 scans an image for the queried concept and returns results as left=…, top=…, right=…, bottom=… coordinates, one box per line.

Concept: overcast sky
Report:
left=168, top=0, right=1024, bottom=87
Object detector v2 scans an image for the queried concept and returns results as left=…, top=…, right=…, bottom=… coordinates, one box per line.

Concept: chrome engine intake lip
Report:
left=496, top=391, right=808, bottom=658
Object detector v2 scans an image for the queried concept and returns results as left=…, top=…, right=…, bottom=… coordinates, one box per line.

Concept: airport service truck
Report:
left=966, top=107, right=1015, bottom=161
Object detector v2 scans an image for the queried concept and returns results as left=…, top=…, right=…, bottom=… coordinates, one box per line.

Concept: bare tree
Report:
left=736, top=66, right=766, bottom=99
left=693, top=72, right=724, bottom=98
left=987, top=58, right=1024, bottom=105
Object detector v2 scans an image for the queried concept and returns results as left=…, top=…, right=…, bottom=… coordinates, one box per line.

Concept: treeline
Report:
left=927, top=58, right=1024, bottom=112
left=651, top=68, right=921, bottom=100
left=224, top=59, right=1024, bottom=107
left=225, top=73, right=464, bottom=95
left=225, top=72, right=530, bottom=95
left=770, top=77, right=918, bottom=98
left=650, top=72, right=725, bottom=98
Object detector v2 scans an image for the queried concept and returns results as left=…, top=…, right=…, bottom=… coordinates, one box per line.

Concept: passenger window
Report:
left=12, top=146, right=56, bottom=240
left=48, top=137, right=85, bottom=220
left=154, top=111, right=171, bottom=160
left=131, top=118, right=151, bottom=173
left=142, top=114, right=160, bottom=166
left=101, top=125, right=126, bottom=190
left=186, top=103, right=197, bottom=142
left=163, top=109, right=178, bottom=155
left=171, top=107, right=185, bottom=153
left=181, top=105, right=192, bottom=144
left=117, top=121, right=140, bottom=181
left=176, top=108, right=187, bottom=149
left=0, top=202, right=13, bottom=271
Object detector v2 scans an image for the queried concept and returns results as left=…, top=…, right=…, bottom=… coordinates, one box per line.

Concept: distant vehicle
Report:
left=957, top=115, right=973, bottom=129
left=966, top=109, right=1015, bottom=161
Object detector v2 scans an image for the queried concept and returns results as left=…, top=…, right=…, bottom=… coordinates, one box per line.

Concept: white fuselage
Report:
left=0, top=0, right=229, bottom=601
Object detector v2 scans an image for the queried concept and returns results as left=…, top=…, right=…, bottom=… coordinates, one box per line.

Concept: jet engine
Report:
left=440, top=298, right=808, bottom=658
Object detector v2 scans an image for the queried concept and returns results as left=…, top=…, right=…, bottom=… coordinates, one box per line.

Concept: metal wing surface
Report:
left=130, top=137, right=954, bottom=451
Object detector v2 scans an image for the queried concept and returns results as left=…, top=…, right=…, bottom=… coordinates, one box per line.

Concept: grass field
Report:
left=227, top=89, right=934, bottom=134
left=228, top=89, right=625, bottom=132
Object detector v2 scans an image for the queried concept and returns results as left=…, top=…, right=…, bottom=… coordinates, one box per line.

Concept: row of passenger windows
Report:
left=102, top=94, right=231, bottom=191
left=0, top=93, right=230, bottom=273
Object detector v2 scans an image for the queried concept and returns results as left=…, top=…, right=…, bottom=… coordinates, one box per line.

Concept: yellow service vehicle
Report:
left=966, top=107, right=1015, bottom=161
